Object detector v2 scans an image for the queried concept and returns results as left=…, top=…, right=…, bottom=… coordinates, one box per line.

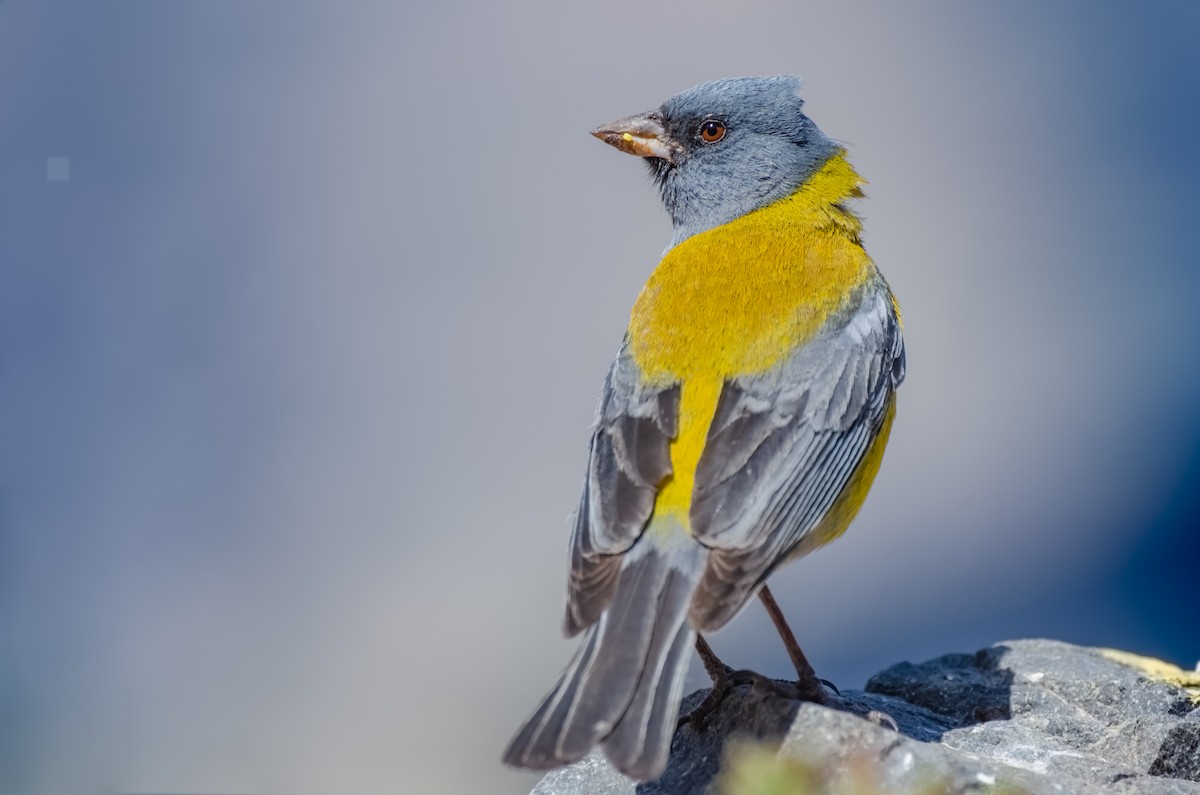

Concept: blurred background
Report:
left=2, top=1, right=1198, bottom=793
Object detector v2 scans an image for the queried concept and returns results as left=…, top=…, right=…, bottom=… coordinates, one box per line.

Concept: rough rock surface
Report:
left=529, top=639, right=1200, bottom=794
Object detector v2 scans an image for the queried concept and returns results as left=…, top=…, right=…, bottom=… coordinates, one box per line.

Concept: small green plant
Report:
left=715, top=738, right=1030, bottom=795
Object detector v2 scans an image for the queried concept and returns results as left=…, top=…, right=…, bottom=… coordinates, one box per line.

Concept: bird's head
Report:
left=592, top=75, right=838, bottom=246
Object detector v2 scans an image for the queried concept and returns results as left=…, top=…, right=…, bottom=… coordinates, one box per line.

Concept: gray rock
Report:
left=527, top=639, right=1200, bottom=794
left=532, top=750, right=634, bottom=795
left=863, top=639, right=1200, bottom=792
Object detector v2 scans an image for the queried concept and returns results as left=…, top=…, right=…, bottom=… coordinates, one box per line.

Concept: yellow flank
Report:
left=649, top=372, right=723, bottom=524
left=789, top=394, right=896, bottom=559
left=629, top=152, right=874, bottom=527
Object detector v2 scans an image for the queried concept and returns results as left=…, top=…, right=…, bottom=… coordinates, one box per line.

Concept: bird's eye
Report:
left=698, top=119, right=726, bottom=143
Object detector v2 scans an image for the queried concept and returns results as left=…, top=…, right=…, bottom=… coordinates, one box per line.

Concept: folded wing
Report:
left=563, top=340, right=680, bottom=636
left=688, top=282, right=905, bottom=630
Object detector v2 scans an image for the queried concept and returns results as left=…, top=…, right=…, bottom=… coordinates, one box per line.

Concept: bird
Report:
left=503, top=75, right=905, bottom=782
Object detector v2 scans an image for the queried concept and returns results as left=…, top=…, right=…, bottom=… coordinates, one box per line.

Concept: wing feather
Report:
left=689, top=282, right=904, bottom=630
left=564, top=341, right=679, bottom=636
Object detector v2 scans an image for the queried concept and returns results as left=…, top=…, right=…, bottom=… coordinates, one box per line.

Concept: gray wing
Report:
left=563, top=339, right=680, bottom=636
left=688, top=280, right=905, bottom=631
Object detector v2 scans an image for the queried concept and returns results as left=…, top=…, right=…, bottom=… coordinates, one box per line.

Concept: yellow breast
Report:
left=628, top=152, right=874, bottom=525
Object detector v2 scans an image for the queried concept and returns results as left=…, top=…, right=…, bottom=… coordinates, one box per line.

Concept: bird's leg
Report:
left=757, top=584, right=829, bottom=703
left=694, top=633, right=731, bottom=683
left=678, top=588, right=837, bottom=732
left=676, top=634, right=758, bottom=734
left=756, top=585, right=903, bottom=730
left=677, top=635, right=731, bottom=730
left=678, top=635, right=775, bottom=731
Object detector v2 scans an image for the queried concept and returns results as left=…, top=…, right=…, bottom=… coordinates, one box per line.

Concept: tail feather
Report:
left=503, top=621, right=602, bottom=768
left=556, top=554, right=662, bottom=758
left=503, top=536, right=705, bottom=780
left=602, top=611, right=695, bottom=778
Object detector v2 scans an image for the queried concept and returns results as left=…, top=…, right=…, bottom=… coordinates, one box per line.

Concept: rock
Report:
left=531, top=749, right=633, bottom=795
left=527, top=639, right=1200, bottom=794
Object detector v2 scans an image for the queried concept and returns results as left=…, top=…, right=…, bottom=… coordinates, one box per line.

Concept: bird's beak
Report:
left=591, top=112, right=679, bottom=164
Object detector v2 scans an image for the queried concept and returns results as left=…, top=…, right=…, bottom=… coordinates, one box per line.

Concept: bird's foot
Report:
left=790, top=666, right=834, bottom=705
left=677, top=668, right=801, bottom=732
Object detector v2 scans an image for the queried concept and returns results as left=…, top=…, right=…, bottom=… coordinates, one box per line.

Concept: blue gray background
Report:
left=2, top=2, right=1198, bottom=793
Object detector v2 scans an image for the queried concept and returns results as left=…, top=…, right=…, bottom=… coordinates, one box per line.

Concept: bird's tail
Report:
left=503, top=536, right=705, bottom=780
